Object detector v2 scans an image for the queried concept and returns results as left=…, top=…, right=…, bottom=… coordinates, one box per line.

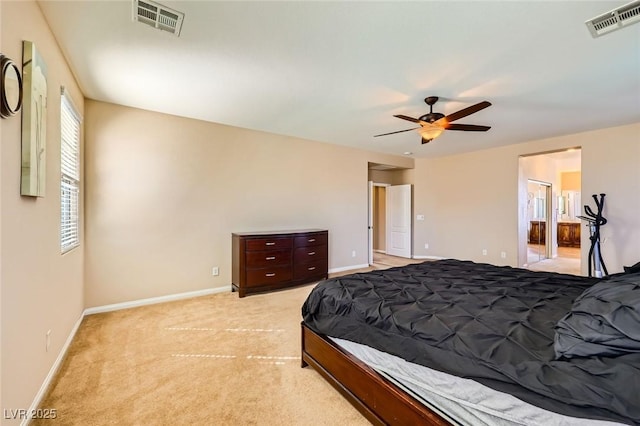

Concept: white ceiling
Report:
left=38, top=1, right=640, bottom=158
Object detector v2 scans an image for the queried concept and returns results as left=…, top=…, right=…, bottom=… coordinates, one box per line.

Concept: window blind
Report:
left=60, top=88, right=81, bottom=253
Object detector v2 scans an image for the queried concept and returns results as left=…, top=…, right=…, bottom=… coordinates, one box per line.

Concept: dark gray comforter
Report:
left=302, top=259, right=640, bottom=425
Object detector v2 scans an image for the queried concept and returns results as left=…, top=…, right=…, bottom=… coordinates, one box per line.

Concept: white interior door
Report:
left=386, top=184, right=412, bottom=258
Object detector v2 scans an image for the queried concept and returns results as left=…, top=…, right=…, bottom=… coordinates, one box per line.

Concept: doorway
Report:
left=368, top=180, right=389, bottom=265
left=371, top=184, right=388, bottom=254
left=368, top=181, right=413, bottom=265
left=518, top=149, right=582, bottom=275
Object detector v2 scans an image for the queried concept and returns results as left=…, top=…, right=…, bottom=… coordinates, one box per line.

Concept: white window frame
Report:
left=60, top=87, right=81, bottom=253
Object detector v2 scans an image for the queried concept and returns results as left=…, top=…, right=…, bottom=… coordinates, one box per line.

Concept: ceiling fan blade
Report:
left=444, top=101, right=491, bottom=123
left=393, top=114, right=421, bottom=123
left=446, top=123, right=491, bottom=132
left=373, top=127, right=420, bottom=137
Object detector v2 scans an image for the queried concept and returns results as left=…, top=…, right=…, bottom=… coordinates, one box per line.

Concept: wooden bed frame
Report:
left=301, top=323, right=451, bottom=425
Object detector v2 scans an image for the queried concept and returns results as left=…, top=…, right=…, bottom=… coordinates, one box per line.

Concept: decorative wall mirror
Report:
left=0, top=54, right=23, bottom=118
left=21, top=41, right=48, bottom=197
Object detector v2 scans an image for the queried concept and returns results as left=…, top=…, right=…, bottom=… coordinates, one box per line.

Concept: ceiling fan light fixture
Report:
left=417, top=124, right=444, bottom=141
left=376, top=96, right=491, bottom=144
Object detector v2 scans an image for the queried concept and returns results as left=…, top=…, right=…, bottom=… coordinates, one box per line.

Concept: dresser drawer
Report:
left=246, top=266, right=292, bottom=287
left=294, top=233, right=327, bottom=248
left=246, top=250, right=291, bottom=268
left=294, top=246, right=327, bottom=264
left=246, top=237, right=292, bottom=251
left=294, top=259, right=328, bottom=281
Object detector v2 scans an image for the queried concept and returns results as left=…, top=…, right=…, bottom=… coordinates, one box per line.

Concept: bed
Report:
left=301, top=259, right=640, bottom=425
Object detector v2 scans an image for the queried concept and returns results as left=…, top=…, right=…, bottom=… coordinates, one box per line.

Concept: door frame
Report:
left=368, top=181, right=390, bottom=265
left=518, top=148, right=582, bottom=269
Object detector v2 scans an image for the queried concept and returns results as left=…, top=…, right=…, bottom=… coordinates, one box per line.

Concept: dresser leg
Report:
left=231, top=284, right=246, bottom=298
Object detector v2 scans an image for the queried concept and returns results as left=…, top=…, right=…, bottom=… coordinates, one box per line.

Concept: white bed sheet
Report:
left=331, top=337, right=624, bottom=426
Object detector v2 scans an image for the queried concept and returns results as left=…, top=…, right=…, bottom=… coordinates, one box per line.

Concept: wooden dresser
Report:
left=232, top=229, right=328, bottom=297
left=557, top=222, right=581, bottom=247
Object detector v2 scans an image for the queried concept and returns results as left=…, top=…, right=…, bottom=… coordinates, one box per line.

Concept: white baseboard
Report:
left=413, top=255, right=446, bottom=260
left=84, top=286, right=231, bottom=316
left=23, top=313, right=84, bottom=426
left=329, top=263, right=370, bottom=274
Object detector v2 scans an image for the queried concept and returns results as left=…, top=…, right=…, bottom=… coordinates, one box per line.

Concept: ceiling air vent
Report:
left=133, top=0, right=184, bottom=36
left=585, top=0, right=640, bottom=38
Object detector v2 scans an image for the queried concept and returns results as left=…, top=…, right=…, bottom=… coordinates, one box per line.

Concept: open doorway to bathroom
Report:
left=519, top=148, right=582, bottom=275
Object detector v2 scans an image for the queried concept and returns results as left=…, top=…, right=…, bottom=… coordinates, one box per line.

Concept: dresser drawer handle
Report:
left=308, top=266, right=316, bottom=271
left=308, top=238, right=316, bottom=242
left=265, top=242, right=276, bottom=246
left=265, top=256, right=276, bottom=260
left=265, top=273, right=276, bottom=277
left=308, top=252, right=316, bottom=256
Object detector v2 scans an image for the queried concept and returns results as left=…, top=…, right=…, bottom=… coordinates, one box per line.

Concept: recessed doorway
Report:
left=368, top=163, right=413, bottom=265
left=371, top=183, right=388, bottom=255
left=519, top=148, right=582, bottom=275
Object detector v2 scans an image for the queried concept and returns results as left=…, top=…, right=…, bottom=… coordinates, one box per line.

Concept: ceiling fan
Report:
left=374, top=96, right=492, bottom=144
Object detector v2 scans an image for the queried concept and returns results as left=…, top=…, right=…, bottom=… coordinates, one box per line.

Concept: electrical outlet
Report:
left=501, top=251, right=507, bottom=259
left=212, top=267, right=219, bottom=276
left=424, top=243, right=429, bottom=249
left=351, top=250, right=356, bottom=258
left=416, top=214, right=425, bottom=221
left=46, top=330, right=51, bottom=352
left=482, top=249, right=488, bottom=256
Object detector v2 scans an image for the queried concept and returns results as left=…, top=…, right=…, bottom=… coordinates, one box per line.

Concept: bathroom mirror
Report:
left=561, top=190, right=581, bottom=221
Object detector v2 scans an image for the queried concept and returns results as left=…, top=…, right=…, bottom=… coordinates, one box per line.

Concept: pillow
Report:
left=624, top=261, right=640, bottom=274
left=554, top=273, right=640, bottom=359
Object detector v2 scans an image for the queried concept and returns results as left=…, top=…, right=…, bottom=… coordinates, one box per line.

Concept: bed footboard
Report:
left=300, top=323, right=450, bottom=426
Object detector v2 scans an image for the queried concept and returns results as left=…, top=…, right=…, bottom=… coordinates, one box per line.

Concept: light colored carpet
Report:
left=527, top=257, right=581, bottom=275
left=526, top=245, right=581, bottom=275
left=34, top=283, right=372, bottom=425
left=372, top=252, right=424, bottom=268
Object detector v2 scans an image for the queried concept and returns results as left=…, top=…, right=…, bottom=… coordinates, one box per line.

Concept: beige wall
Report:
left=368, top=168, right=414, bottom=186
left=1, top=2, right=3, bottom=410
left=413, top=123, right=640, bottom=275
left=581, top=124, right=640, bottom=273
left=0, top=3, right=3, bottom=409
left=561, top=171, right=581, bottom=191
left=1, top=1, right=85, bottom=420
left=84, top=100, right=412, bottom=307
